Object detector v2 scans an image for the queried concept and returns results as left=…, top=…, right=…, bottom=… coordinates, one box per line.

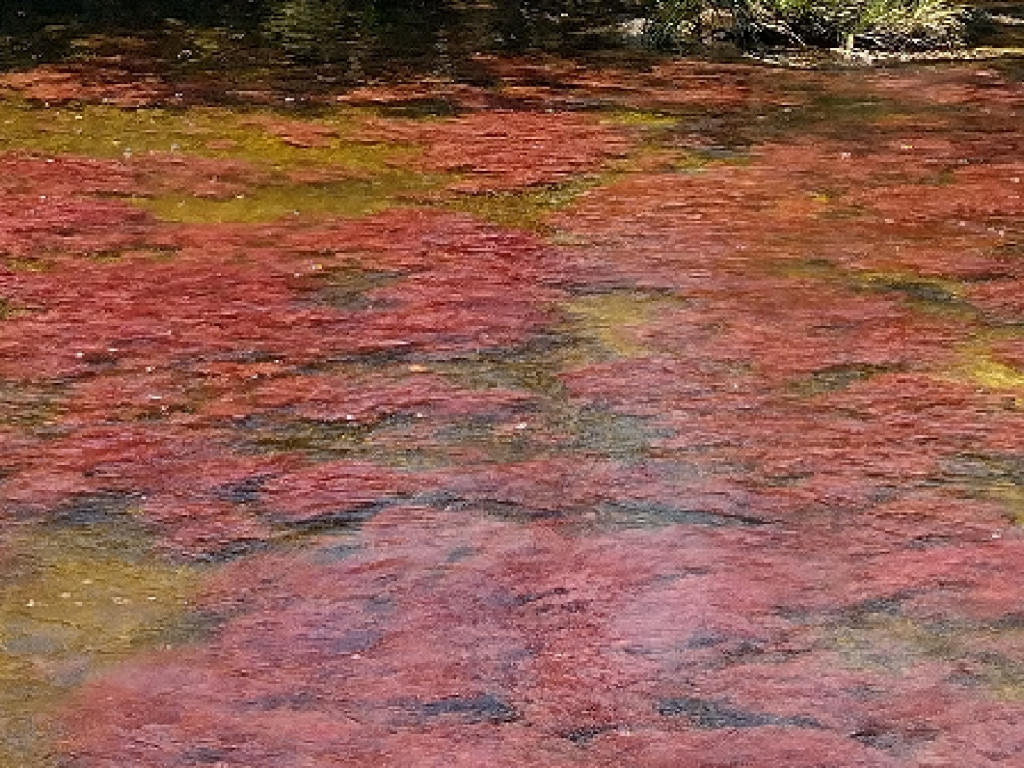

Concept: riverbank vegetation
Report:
left=0, top=0, right=1000, bottom=70
left=642, top=0, right=975, bottom=51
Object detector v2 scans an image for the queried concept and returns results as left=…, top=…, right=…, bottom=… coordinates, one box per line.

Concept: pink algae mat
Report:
left=0, top=54, right=1023, bottom=767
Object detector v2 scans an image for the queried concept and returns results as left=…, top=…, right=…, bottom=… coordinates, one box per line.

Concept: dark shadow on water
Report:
left=0, top=1, right=649, bottom=77
left=415, top=693, right=520, bottom=723
left=656, top=696, right=824, bottom=729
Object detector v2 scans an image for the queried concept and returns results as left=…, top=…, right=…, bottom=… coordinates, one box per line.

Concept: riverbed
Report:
left=1, top=15, right=1023, bottom=767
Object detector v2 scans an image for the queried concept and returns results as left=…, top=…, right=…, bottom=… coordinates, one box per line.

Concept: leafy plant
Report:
left=852, top=0, right=968, bottom=49
left=642, top=0, right=971, bottom=50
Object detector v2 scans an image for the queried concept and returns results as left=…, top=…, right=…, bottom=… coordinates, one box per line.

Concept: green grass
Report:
left=642, top=0, right=971, bottom=50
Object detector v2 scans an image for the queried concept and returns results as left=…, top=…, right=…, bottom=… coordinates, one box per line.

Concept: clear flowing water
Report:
left=1, top=8, right=1024, bottom=768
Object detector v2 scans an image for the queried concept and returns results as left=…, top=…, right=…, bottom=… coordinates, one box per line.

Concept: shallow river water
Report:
left=1, top=13, right=1024, bottom=767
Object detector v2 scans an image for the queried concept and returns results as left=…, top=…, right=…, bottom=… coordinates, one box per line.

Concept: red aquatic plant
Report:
left=57, top=503, right=1024, bottom=767
left=359, top=110, right=630, bottom=192
left=3, top=50, right=1024, bottom=768
left=0, top=62, right=170, bottom=107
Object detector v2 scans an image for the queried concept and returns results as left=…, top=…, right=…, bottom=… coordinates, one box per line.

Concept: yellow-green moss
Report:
left=946, top=334, right=1024, bottom=397
left=564, top=290, right=685, bottom=357
left=827, top=613, right=1024, bottom=702
left=132, top=172, right=440, bottom=223
left=855, top=271, right=964, bottom=304
left=774, top=260, right=972, bottom=317
left=0, top=380, right=63, bottom=431
left=965, top=357, right=1024, bottom=391
left=789, top=363, right=891, bottom=397
left=2, top=257, right=54, bottom=273
left=601, top=109, right=679, bottom=129
left=0, top=96, right=448, bottom=223
left=0, top=98, right=404, bottom=170
left=988, top=485, right=1024, bottom=526
left=445, top=178, right=599, bottom=232
left=0, top=521, right=202, bottom=768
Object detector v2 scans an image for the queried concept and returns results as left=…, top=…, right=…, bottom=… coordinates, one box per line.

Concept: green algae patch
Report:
left=775, top=260, right=974, bottom=317
left=0, top=654, right=62, bottom=768
left=439, top=353, right=570, bottom=400
left=0, top=380, right=64, bottom=432
left=789, top=363, right=895, bottom=397
left=297, top=261, right=402, bottom=310
left=0, top=517, right=203, bottom=768
left=808, top=265, right=968, bottom=312
left=564, top=290, right=686, bottom=358
left=0, top=96, right=446, bottom=223
left=445, top=177, right=600, bottom=232
left=131, top=172, right=439, bottom=223
left=856, top=271, right=964, bottom=306
left=742, top=93, right=909, bottom=146
left=436, top=331, right=604, bottom=399
left=827, top=613, right=1024, bottom=702
left=241, top=417, right=378, bottom=462
left=594, top=109, right=751, bottom=171
left=947, top=337, right=1024, bottom=397
left=964, top=357, right=1024, bottom=391
left=988, top=486, right=1024, bottom=526
left=601, top=109, right=680, bottom=129
left=937, top=452, right=1024, bottom=527
left=1, top=529, right=200, bottom=654
left=0, top=98, right=401, bottom=168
